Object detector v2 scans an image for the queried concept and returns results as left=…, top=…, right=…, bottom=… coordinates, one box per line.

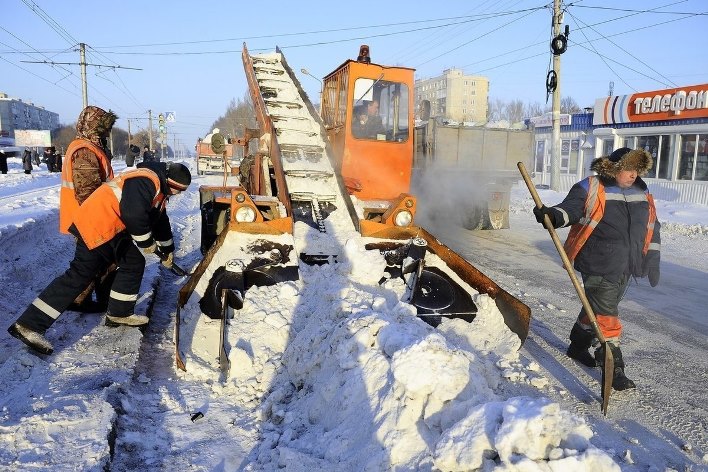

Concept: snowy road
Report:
left=1, top=158, right=707, bottom=470
left=421, top=190, right=708, bottom=469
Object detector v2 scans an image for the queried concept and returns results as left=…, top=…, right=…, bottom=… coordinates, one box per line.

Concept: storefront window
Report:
left=534, top=140, right=545, bottom=173
left=570, top=140, right=579, bottom=174
left=629, top=135, right=670, bottom=179
left=678, top=134, right=708, bottom=181
left=601, top=138, right=614, bottom=157
left=560, top=139, right=580, bottom=174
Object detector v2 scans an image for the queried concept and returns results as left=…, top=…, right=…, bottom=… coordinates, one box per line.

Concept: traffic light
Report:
left=158, top=113, right=165, bottom=134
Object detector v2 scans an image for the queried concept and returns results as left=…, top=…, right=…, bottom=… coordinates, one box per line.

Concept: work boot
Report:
left=566, top=323, right=597, bottom=367
left=8, top=322, right=54, bottom=355
left=595, top=343, right=636, bottom=391
left=105, top=313, right=149, bottom=327
left=612, top=366, right=636, bottom=391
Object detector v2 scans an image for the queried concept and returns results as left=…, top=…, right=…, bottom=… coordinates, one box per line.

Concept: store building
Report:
left=531, top=83, right=708, bottom=205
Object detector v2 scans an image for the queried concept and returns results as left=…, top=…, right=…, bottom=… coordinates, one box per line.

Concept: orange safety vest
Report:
left=563, top=176, right=657, bottom=263
left=73, top=168, right=165, bottom=250
left=59, top=139, right=114, bottom=234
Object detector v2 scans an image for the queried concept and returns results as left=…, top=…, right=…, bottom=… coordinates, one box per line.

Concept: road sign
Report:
left=165, top=111, right=176, bottom=123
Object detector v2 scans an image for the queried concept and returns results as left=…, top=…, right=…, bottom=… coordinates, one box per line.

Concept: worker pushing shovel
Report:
left=517, top=148, right=661, bottom=415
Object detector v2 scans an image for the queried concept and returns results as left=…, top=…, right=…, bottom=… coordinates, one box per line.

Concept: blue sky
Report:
left=3, top=0, right=706, bottom=150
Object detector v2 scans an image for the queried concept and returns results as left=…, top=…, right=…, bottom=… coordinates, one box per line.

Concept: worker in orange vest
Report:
left=60, top=105, right=118, bottom=313
left=533, top=148, right=661, bottom=391
left=9, top=162, right=192, bottom=355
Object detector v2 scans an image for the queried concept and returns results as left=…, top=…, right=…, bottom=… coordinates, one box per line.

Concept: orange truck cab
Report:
left=321, top=46, right=415, bottom=202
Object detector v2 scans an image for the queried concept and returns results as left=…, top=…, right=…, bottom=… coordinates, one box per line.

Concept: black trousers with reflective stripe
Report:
left=16, top=231, right=145, bottom=333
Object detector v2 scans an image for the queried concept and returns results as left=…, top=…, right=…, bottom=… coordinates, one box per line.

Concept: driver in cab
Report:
left=352, top=99, right=385, bottom=139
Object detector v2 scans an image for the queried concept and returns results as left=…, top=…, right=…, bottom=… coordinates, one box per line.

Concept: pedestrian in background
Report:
left=142, top=145, right=155, bottom=163
left=43, top=147, right=55, bottom=172
left=532, top=147, right=661, bottom=391
left=22, top=148, right=33, bottom=174
left=126, top=144, right=140, bottom=167
left=54, top=151, right=62, bottom=172
left=0, top=150, right=8, bottom=174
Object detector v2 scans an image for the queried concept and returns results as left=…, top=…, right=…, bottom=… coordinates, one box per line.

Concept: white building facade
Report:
left=532, top=83, right=708, bottom=205
left=0, top=92, right=60, bottom=154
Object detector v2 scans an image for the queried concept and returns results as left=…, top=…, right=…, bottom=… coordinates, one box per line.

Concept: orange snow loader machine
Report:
left=175, top=44, right=530, bottom=372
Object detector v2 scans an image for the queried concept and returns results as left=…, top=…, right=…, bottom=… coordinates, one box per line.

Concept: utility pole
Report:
left=550, top=0, right=562, bottom=191
left=148, top=110, right=154, bottom=151
left=20, top=44, right=141, bottom=112
left=80, top=43, right=88, bottom=108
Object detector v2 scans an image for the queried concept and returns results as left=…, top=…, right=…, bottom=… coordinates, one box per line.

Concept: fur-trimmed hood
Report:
left=75, top=106, right=117, bottom=148
left=590, top=148, right=653, bottom=179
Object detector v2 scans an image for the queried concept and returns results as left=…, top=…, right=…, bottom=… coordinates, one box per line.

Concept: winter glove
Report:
left=142, top=242, right=157, bottom=254
left=533, top=205, right=557, bottom=227
left=160, top=252, right=174, bottom=269
left=642, top=250, right=660, bottom=287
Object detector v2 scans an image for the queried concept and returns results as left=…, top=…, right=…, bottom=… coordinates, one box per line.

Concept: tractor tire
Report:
left=462, top=206, right=485, bottom=230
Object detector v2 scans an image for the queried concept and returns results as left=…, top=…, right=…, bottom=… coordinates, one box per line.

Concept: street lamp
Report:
left=300, top=68, right=323, bottom=114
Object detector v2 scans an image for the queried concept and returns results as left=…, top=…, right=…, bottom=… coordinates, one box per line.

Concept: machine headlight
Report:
left=394, top=210, right=412, bottom=227
left=235, top=206, right=257, bottom=222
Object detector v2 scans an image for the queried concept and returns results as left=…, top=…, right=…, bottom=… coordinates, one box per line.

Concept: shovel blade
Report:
left=600, top=343, right=614, bottom=416
left=170, top=263, right=191, bottom=277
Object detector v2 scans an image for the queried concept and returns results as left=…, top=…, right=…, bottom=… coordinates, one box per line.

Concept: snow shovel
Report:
left=157, top=253, right=192, bottom=277
left=517, top=162, right=614, bottom=416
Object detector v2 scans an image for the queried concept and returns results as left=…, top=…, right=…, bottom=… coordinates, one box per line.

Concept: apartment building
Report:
left=0, top=92, right=60, bottom=143
left=414, top=68, right=489, bottom=123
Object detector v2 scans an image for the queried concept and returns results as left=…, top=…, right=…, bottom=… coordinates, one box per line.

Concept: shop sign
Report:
left=529, top=112, right=571, bottom=127
left=593, top=83, right=708, bottom=125
left=14, top=130, right=51, bottom=147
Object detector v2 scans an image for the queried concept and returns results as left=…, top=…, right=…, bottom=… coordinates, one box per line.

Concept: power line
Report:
left=566, top=10, right=678, bottom=89
left=573, top=5, right=707, bottom=15
left=82, top=9, right=548, bottom=57
left=21, top=0, right=78, bottom=47
left=19, top=59, right=141, bottom=70
left=412, top=6, right=542, bottom=69
left=457, top=2, right=702, bottom=78
left=0, top=54, right=80, bottom=98
left=89, top=8, right=545, bottom=49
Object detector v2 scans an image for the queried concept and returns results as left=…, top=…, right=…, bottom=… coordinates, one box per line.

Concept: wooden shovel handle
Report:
left=516, top=162, right=607, bottom=343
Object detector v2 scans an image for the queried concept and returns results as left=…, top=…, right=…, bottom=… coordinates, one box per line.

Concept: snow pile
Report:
left=179, top=237, right=618, bottom=470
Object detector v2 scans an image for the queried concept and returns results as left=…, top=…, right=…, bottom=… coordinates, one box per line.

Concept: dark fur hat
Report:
left=590, top=147, right=653, bottom=178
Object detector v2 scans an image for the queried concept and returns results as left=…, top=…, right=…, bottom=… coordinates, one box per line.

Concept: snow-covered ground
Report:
left=0, top=156, right=706, bottom=471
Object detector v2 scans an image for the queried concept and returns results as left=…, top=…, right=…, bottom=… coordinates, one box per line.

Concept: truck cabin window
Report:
left=351, top=78, right=409, bottom=142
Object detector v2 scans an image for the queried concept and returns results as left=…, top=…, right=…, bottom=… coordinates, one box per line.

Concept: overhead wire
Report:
left=388, top=0, right=504, bottom=66
left=17, top=0, right=149, bottom=121
left=21, top=0, right=78, bottom=47
left=455, top=1, right=701, bottom=81
left=566, top=10, right=678, bottom=90
left=412, top=6, right=543, bottom=69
